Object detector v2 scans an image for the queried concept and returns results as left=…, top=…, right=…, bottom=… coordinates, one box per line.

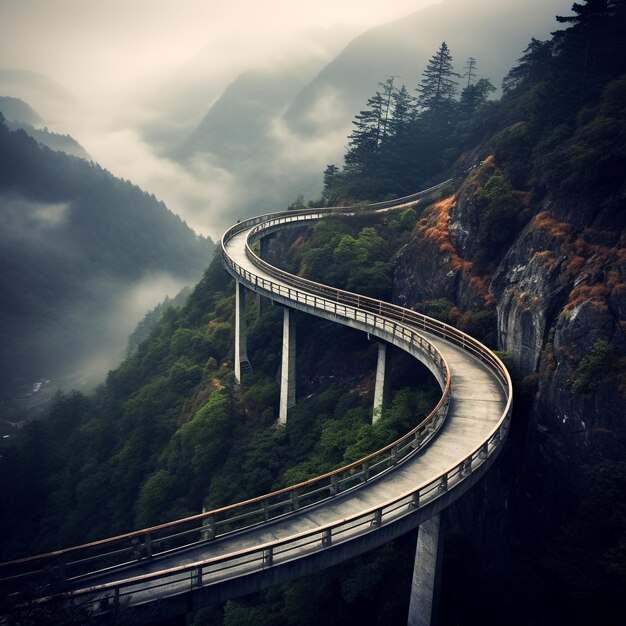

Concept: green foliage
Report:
left=423, top=298, right=456, bottom=324
left=536, top=76, right=626, bottom=206
left=388, top=208, right=418, bottom=235
left=572, top=339, right=615, bottom=393
left=0, top=119, right=212, bottom=393
left=134, top=469, right=176, bottom=528
left=296, top=221, right=393, bottom=298
left=492, top=121, right=534, bottom=187
left=474, top=174, right=529, bottom=264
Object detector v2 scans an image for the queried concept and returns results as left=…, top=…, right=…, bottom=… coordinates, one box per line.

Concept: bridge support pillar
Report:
left=279, top=306, right=296, bottom=425
left=235, top=281, right=251, bottom=382
left=372, top=342, right=387, bottom=423
left=407, top=513, right=443, bottom=626
left=256, top=237, right=271, bottom=314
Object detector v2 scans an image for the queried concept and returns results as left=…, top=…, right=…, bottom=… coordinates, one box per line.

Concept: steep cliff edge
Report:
left=393, top=151, right=625, bottom=621
left=395, top=154, right=625, bottom=462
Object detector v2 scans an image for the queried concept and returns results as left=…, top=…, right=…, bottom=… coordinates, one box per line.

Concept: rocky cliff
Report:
left=395, top=156, right=625, bottom=463
left=393, top=154, right=625, bottom=622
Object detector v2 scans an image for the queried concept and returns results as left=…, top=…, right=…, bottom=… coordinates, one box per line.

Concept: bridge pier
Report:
left=279, top=306, right=296, bottom=425
left=372, top=342, right=387, bottom=423
left=256, top=237, right=271, bottom=314
left=407, top=513, right=444, bottom=626
left=234, top=281, right=251, bottom=382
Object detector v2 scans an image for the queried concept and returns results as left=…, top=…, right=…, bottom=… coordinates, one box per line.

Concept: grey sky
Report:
left=0, top=0, right=574, bottom=239
left=0, top=0, right=437, bottom=95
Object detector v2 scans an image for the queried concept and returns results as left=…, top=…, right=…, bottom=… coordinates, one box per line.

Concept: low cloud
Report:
left=77, top=125, right=236, bottom=240
left=0, top=194, right=72, bottom=241
left=54, top=273, right=191, bottom=391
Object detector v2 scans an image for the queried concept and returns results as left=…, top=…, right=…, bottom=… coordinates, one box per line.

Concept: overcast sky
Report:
left=0, top=0, right=437, bottom=95
left=0, top=0, right=572, bottom=239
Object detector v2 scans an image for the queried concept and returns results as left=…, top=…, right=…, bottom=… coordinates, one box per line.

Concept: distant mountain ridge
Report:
left=0, top=96, right=89, bottom=158
left=0, top=119, right=212, bottom=397
left=284, top=0, right=572, bottom=136
left=0, top=96, right=42, bottom=126
left=177, top=0, right=573, bottom=229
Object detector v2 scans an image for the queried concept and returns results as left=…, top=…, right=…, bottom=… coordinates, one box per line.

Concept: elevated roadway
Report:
left=0, top=186, right=512, bottom=622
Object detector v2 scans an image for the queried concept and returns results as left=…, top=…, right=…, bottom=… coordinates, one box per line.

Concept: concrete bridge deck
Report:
left=0, top=193, right=512, bottom=621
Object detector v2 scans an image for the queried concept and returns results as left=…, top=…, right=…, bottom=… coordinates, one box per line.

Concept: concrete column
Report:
left=234, top=281, right=251, bottom=382
left=372, top=342, right=387, bottom=423
left=256, top=237, right=271, bottom=314
left=407, top=513, right=444, bottom=626
left=279, top=306, right=296, bottom=425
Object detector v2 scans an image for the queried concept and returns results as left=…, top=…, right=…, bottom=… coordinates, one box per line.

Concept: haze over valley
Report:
left=0, top=1, right=624, bottom=624
left=1, top=0, right=572, bottom=238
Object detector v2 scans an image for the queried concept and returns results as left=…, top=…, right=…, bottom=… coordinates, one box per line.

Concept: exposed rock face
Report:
left=393, top=157, right=626, bottom=465
left=392, top=157, right=626, bottom=621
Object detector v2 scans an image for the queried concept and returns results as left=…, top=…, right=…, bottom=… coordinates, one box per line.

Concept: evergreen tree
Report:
left=502, top=38, right=553, bottom=93
left=322, top=164, right=339, bottom=205
left=344, top=77, right=399, bottom=195
left=416, top=42, right=460, bottom=113
left=463, top=57, right=478, bottom=88
left=553, top=0, right=626, bottom=84
left=459, top=77, right=496, bottom=115
left=344, top=93, right=385, bottom=175
left=381, top=85, right=418, bottom=195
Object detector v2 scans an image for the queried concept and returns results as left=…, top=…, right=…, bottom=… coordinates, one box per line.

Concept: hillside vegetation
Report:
left=0, top=118, right=212, bottom=397
left=1, top=2, right=625, bottom=625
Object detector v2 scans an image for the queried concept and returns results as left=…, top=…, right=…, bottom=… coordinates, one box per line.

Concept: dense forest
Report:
left=1, top=1, right=625, bottom=624
left=0, top=119, right=212, bottom=399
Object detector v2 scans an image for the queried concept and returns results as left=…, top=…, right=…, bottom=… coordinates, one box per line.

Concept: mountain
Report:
left=0, top=96, right=42, bottom=126
left=1, top=2, right=624, bottom=624
left=180, top=66, right=314, bottom=166
left=177, top=0, right=573, bottom=233
left=283, top=0, right=573, bottom=136
left=5, top=121, right=89, bottom=159
left=0, top=119, right=212, bottom=403
left=177, top=59, right=343, bottom=231
left=137, top=23, right=356, bottom=155
left=0, top=69, right=74, bottom=124
left=0, top=95, right=89, bottom=158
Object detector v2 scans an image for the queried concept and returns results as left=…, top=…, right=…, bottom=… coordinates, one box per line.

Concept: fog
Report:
left=56, top=273, right=191, bottom=391
left=1, top=0, right=574, bottom=240
left=0, top=0, right=574, bottom=395
left=0, top=191, right=197, bottom=400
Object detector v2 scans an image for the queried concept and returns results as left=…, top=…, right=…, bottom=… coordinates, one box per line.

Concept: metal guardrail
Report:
left=0, top=181, right=512, bottom=614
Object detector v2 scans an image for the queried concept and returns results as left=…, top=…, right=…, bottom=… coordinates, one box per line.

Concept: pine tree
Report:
left=322, top=164, right=339, bottom=204
left=345, top=77, right=397, bottom=178
left=416, top=42, right=460, bottom=112
left=553, top=0, right=626, bottom=78
left=459, top=78, right=496, bottom=115
left=550, top=0, right=626, bottom=110
left=463, top=57, right=477, bottom=88
left=502, top=38, right=553, bottom=93
left=378, top=84, right=417, bottom=196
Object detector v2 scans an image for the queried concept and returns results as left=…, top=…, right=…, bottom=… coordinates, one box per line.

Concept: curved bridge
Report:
left=0, top=185, right=512, bottom=622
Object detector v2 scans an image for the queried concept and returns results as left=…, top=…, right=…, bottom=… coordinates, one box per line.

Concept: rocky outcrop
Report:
left=391, top=156, right=626, bottom=622
left=393, top=158, right=626, bottom=464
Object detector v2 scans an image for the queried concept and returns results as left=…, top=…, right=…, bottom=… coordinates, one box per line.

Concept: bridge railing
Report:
left=0, top=212, right=452, bottom=595
left=49, top=394, right=511, bottom=614
left=241, top=208, right=508, bottom=385
left=0, top=182, right=512, bottom=610
left=0, top=324, right=449, bottom=597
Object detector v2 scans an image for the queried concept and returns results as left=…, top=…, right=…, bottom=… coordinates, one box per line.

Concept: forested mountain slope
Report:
left=0, top=118, right=212, bottom=399
left=0, top=2, right=624, bottom=625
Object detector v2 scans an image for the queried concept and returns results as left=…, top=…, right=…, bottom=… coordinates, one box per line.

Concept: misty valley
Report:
left=1, top=1, right=625, bottom=625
